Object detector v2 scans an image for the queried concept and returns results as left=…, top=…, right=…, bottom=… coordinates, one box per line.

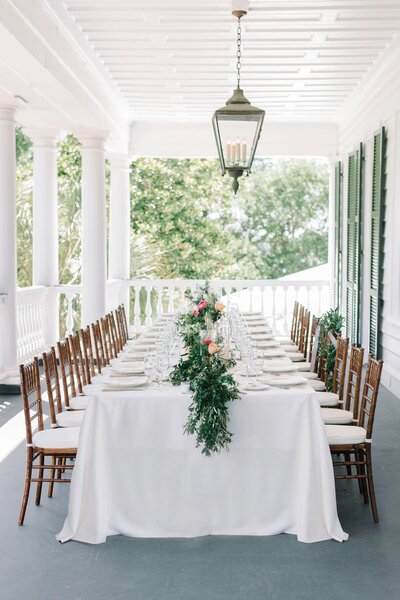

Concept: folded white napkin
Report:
left=102, top=376, right=148, bottom=391
left=259, top=375, right=307, bottom=386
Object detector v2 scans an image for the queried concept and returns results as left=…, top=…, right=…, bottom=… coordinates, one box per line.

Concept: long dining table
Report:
left=57, top=317, right=348, bottom=545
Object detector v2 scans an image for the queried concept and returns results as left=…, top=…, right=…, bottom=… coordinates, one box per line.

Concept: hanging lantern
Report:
left=212, top=2, right=265, bottom=194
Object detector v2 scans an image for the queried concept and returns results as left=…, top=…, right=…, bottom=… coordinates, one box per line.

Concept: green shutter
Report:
left=333, top=162, right=342, bottom=308
left=369, top=127, right=386, bottom=358
left=346, top=143, right=363, bottom=344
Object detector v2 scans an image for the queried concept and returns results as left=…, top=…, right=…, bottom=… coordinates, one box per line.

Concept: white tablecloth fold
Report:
left=57, top=386, right=348, bottom=544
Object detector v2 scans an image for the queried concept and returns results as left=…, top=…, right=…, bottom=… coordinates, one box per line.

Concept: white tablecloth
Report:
left=57, top=385, right=348, bottom=544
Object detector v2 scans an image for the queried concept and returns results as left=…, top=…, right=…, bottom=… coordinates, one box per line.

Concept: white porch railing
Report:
left=14, top=278, right=330, bottom=365
left=16, top=286, right=49, bottom=362
left=127, top=279, right=330, bottom=335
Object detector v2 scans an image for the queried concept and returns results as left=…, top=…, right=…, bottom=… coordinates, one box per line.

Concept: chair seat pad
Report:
left=308, top=379, right=326, bottom=391
left=301, top=372, right=319, bottom=380
left=276, top=337, right=292, bottom=344
left=326, top=425, right=366, bottom=445
left=33, top=427, right=80, bottom=450
left=287, top=352, right=305, bottom=362
left=280, top=344, right=299, bottom=352
left=321, top=408, right=353, bottom=425
left=69, top=396, right=88, bottom=410
left=56, top=410, right=84, bottom=428
left=316, top=392, right=339, bottom=407
left=296, top=362, right=312, bottom=372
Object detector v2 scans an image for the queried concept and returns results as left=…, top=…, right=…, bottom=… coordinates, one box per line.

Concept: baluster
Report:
left=132, top=285, right=141, bottom=331
left=283, top=286, right=289, bottom=335
left=317, top=285, right=323, bottom=316
left=21, top=304, right=27, bottom=359
left=272, top=287, right=277, bottom=334
left=306, top=286, right=311, bottom=311
left=168, top=285, right=175, bottom=314
left=156, top=284, right=163, bottom=317
left=225, top=286, right=231, bottom=311
left=145, top=284, right=152, bottom=326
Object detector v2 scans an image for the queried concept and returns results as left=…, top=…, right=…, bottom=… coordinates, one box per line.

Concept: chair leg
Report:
left=35, top=453, right=44, bottom=505
left=48, top=455, right=56, bottom=498
left=356, top=450, right=369, bottom=503
left=18, top=454, right=33, bottom=526
left=366, top=445, right=379, bottom=523
left=344, top=451, right=352, bottom=476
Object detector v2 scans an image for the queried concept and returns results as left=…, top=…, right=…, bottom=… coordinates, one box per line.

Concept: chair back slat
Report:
left=358, top=356, right=383, bottom=438
left=57, top=338, right=76, bottom=408
left=298, top=309, right=310, bottom=357
left=116, top=307, right=127, bottom=346
left=290, top=301, right=299, bottom=343
left=100, top=316, right=112, bottom=363
left=42, top=347, right=63, bottom=427
left=91, top=320, right=106, bottom=372
left=332, top=336, right=349, bottom=399
left=344, top=344, right=364, bottom=419
left=69, top=332, right=87, bottom=395
left=19, top=357, right=44, bottom=445
left=295, top=304, right=304, bottom=346
left=308, top=316, right=320, bottom=363
left=108, top=312, right=121, bottom=354
left=80, top=326, right=96, bottom=384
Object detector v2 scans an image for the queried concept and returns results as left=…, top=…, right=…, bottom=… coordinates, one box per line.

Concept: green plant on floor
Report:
left=317, top=308, right=345, bottom=392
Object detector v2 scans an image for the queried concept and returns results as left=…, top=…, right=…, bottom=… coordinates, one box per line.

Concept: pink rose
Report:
left=201, top=339, right=212, bottom=345
left=193, top=309, right=199, bottom=316
left=197, top=300, right=208, bottom=310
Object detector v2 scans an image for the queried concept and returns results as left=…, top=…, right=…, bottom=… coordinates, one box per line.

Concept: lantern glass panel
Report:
left=216, top=115, right=259, bottom=170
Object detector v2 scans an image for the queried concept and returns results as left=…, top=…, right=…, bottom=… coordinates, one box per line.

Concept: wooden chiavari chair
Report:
left=119, top=304, right=130, bottom=341
left=286, top=307, right=309, bottom=362
left=326, top=356, right=384, bottom=522
left=57, top=338, right=76, bottom=409
left=69, top=332, right=87, bottom=395
left=108, top=311, right=122, bottom=354
left=115, top=307, right=127, bottom=347
left=43, top=347, right=84, bottom=429
left=313, top=335, right=349, bottom=402
left=294, top=304, right=304, bottom=347
left=321, top=344, right=364, bottom=425
left=18, top=357, right=79, bottom=525
left=91, top=319, right=107, bottom=373
left=100, top=316, right=113, bottom=362
left=80, top=326, right=96, bottom=384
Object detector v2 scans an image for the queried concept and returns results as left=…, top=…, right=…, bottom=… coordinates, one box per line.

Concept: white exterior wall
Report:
left=338, top=40, right=400, bottom=397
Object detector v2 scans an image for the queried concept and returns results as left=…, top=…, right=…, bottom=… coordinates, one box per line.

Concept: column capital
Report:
left=27, top=128, right=60, bottom=150
left=108, top=153, right=132, bottom=171
left=77, top=129, right=108, bottom=151
left=0, top=105, right=17, bottom=123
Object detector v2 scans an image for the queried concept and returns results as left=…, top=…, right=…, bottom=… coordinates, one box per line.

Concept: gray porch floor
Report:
left=1, top=385, right=400, bottom=600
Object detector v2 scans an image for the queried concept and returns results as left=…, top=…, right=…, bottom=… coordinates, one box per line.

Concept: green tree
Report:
left=239, top=159, right=329, bottom=278
left=16, top=126, right=33, bottom=287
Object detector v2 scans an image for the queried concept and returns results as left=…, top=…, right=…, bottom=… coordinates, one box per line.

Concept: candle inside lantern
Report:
left=226, top=140, right=231, bottom=163
left=226, top=138, right=247, bottom=165
left=241, top=139, right=247, bottom=163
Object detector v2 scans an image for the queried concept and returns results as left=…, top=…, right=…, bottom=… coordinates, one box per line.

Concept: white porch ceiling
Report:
left=59, top=0, right=400, bottom=122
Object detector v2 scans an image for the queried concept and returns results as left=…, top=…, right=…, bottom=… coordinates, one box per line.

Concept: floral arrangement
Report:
left=170, top=285, right=240, bottom=455
left=317, top=307, right=345, bottom=391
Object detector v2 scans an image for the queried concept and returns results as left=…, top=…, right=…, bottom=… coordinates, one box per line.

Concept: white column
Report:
left=80, top=135, right=107, bottom=327
left=109, top=155, right=131, bottom=319
left=0, top=106, right=17, bottom=372
left=31, top=131, right=59, bottom=345
left=328, top=158, right=337, bottom=309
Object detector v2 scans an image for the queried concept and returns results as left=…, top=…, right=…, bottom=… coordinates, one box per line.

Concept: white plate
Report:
left=251, top=333, right=274, bottom=340
left=255, top=341, right=280, bottom=349
left=260, top=375, right=307, bottom=386
left=243, top=381, right=270, bottom=391
left=262, top=365, right=298, bottom=374
left=263, top=349, right=286, bottom=357
left=110, top=367, right=145, bottom=376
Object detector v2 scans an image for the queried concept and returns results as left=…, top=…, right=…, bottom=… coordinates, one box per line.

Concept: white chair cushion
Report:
left=33, top=427, right=80, bottom=450
left=280, top=344, right=299, bottom=352
left=56, top=410, right=84, bottom=428
left=296, top=362, right=312, bottom=371
left=326, top=425, right=366, bottom=445
left=321, top=408, right=353, bottom=425
left=308, top=379, right=326, bottom=391
left=276, top=337, right=292, bottom=343
left=287, top=352, right=305, bottom=362
left=316, top=392, right=339, bottom=407
left=69, top=396, right=88, bottom=410
left=301, top=372, right=318, bottom=380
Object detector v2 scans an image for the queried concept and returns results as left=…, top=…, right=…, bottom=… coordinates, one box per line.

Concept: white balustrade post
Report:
left=30, top=130, right=60, bottom=346
left=109, top=154, right=131, bottom=321
left=80, top=134, right=107, bottom=327
left=0, top=106, right=18, bottom=372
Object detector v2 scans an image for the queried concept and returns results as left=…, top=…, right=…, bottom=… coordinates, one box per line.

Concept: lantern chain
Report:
left=236, top=17, right=242, bottom=89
